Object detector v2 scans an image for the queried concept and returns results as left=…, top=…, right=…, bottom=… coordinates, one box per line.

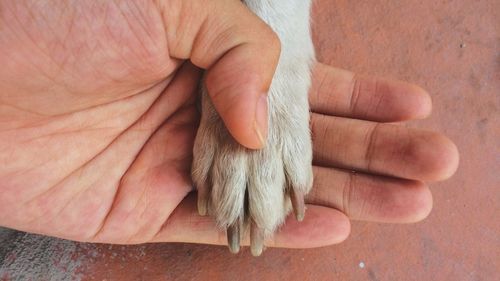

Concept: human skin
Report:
left=0, top=0, right=458, bottom=247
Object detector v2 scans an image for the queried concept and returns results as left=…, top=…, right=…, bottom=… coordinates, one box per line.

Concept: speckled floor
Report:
left=1, top=0, right=498, bottom=280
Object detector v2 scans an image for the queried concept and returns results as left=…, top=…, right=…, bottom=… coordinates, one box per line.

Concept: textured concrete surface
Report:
left=1, top=0, right=499, bottom=280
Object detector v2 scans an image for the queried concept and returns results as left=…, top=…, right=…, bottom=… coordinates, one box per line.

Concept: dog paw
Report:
left=192, top=0, right=315, bottom=256
left=192, top=63, right=313, bottom=256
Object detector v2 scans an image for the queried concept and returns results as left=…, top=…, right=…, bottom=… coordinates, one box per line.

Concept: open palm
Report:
left=0, top=0, right=458, bottom=249
left=0, top=0, right=198, bottom=242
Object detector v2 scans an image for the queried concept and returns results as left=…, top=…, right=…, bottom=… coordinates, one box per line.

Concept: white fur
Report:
left=192, top=0, right=314, bottom=238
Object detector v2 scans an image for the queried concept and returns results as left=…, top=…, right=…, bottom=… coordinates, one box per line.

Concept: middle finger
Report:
left=311, top=113, right=457, bottom=182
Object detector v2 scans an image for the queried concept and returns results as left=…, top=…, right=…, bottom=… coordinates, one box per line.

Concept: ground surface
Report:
left=1, top=0, right=499, bottom=280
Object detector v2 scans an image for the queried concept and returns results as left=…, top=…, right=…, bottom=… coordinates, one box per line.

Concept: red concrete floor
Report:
left=0, top=0, right=498, bottom=280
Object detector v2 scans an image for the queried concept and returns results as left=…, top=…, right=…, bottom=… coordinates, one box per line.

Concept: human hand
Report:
left=150, top=63, right=459, bottom=247
left=0, top=0, right=279, bottom=241
left=0, top=0, right=278, bottom=149
left=0, top=1, right=458, bottom=247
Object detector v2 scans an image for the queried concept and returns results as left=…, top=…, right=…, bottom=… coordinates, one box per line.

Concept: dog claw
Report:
left=250, top=220, right=265, bottom=256
left=227, top=223, right=240, bottom=254
left=291, top=189, right=305, bottom=221
left=197, top=190, right=208, bottom=216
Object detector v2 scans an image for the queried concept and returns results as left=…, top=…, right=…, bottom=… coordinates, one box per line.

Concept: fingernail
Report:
left=254, top=94, right=268, bottom=147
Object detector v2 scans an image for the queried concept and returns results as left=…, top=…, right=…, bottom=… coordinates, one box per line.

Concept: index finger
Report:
left=309, top=63, right=432, bottom=122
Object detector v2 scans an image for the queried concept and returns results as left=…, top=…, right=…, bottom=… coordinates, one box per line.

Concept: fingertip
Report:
left=309, top=206, right=351, bottom=245
left=218, top=101, right=267, bottom=150
left=409, top=132, right=459, bottom=182
left=426, top=134, right=459, bottom=182
left=329, top=216, right=351, bottom=244
left=203, top=42, right=274, bottom=150
left=376, top=180, right=433, bottom=223
left=410, top=84, right=433, bottom=119
left=273, top=206, right=351, bottom=248
left=432, top=135, right=460, bottom=181
left=205, top=69, right=267, bottom=149
left=404, top=182, right=433, bottom=223
left=385, top=82, right=432, bottom=121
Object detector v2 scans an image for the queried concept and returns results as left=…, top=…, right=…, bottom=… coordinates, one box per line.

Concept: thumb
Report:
left=158, top=0, right=280, bottom=149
